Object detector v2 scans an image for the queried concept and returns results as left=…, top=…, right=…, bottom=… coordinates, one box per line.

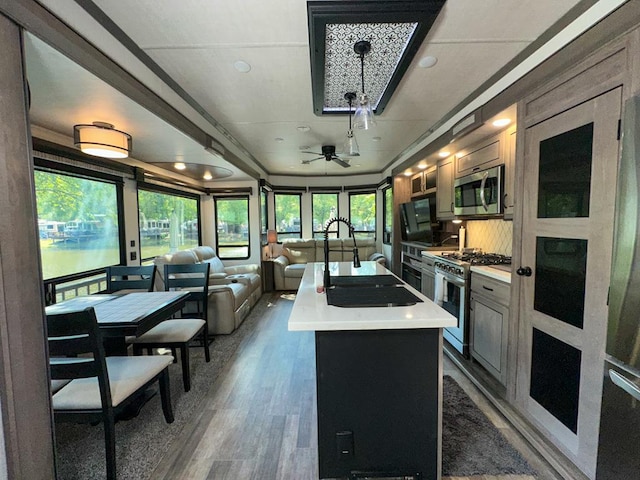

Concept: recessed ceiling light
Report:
left=233, top=60, right=251, bottom=73
left=372, top=136, right=381, bottom=142
left=418, top=164, right=427, bottom=169
left=275, top=137, right=284, bottom=143
left=418, top=56, right=438, bottom=68
left=203, top=172, right=213, bottom=180
left=438, top=151, right=450, bottom=158
left=174, top=162, right=186, bottom=170
left=492, top=118, right=511, bottom=127
left=297, top=126, right=311, bottom=132
left=404, top=171, right=413, bottom=177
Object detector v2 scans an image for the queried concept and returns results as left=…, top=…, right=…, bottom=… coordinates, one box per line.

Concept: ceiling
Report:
left=22, top=0, right=615, bottom=183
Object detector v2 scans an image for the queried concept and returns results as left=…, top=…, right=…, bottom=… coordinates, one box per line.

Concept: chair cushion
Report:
left=52, top=355, right=173, bottom=410
left=129, top=319, right=205, bottom=344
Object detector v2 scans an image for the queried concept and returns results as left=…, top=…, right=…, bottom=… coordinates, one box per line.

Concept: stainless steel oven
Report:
left=434, top=259, right=469, bottom=357
left=454, top=165, right=504, bottom=216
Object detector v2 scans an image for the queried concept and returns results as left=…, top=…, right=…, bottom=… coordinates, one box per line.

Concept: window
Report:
left=260, top=190, right=268, bottom=245
left=138, top=188, right=200, bottom=261
left=275, top=193, right=301, bottom=240
left=383, top=186, right=393, bottom=244
left=34, top=168, right=123, bottom=280
left=215, top=196, right=250, bottom=259
left=312, top=193, right=338, bottom=239
left=349, top=191, right=376, bottom=240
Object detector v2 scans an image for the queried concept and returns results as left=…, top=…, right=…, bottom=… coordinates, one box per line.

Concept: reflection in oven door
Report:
left=435, top=271, right=468, bottom=356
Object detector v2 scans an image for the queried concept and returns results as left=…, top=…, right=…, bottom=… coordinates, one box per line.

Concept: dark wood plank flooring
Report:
left=151, top=292, right=558, bottom=480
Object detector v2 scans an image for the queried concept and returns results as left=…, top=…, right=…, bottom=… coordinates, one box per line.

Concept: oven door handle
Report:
left=479, top=170, right=489, bottom=212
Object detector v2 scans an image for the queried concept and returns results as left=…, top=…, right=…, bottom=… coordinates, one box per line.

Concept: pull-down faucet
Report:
left=323, top=217, right=361, bottom=289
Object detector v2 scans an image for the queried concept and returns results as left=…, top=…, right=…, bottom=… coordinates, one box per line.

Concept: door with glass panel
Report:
left=516, top=88, right=621, bottom=477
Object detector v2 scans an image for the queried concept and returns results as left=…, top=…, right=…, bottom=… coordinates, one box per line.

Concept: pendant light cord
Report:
left=360, top=52, right=366, bottom=95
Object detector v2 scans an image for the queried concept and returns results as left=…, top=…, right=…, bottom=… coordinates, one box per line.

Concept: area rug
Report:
left=442, top=375, right=537, bottom=476
left=54, top=293, right=537, bottom=479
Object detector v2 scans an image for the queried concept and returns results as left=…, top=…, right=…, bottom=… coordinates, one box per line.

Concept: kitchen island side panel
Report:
left=315, top=328, right=441, bottom=479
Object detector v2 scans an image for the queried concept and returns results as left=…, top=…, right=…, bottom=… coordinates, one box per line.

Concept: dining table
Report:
left=45, top=291, right=189, bottom=355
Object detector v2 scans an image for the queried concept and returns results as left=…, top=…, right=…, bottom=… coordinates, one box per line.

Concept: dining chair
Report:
left=128, top=263, right=211, bottom=392
left=47, top=307, right=174, bottom=480
left=105, top=265, right=156, bottom=293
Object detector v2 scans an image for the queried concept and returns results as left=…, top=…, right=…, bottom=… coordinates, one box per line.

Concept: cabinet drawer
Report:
left=470, top=273, right=510, bottom=304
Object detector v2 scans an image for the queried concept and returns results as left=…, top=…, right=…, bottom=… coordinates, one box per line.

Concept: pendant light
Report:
left=344, top=92, right=360, bottom=156
left=353, top=40, right=376, bottom=130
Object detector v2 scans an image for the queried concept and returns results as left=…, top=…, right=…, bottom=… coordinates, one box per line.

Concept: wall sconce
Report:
left=267, top=229, right=278, bottom=258
left=73, top=121, right=131, bottom=159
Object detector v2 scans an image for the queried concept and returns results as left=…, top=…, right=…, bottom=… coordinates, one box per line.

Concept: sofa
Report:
left=272, top=238, right=386, bottom=290
left=153, top=246, right=262, bottom=334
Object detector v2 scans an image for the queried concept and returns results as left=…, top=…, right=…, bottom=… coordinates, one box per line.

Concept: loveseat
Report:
left=272, top=238, right=386, bottom=290
left=154, top=246, right=261, bottom=334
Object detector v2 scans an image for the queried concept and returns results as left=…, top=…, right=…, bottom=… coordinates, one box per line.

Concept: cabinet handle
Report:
left=450, top=202, right=454, bottom=213
left=482, top=285, right=494, bottom=292
left=473, top=167, right=480, bottom=172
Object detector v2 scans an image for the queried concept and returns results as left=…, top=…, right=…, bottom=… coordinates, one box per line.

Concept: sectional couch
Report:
left=154, top=246, right=261, bottom=334
left=272, top=238, right=386, bottom=290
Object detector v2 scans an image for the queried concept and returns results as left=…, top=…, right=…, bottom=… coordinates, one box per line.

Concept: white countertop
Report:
left=288, top=261, right=457, bottom=331
left=470, top=265, right=512, bottom=284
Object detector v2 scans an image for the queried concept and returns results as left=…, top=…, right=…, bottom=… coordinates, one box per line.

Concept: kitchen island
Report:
left=289, top=261, right=456, bottom=479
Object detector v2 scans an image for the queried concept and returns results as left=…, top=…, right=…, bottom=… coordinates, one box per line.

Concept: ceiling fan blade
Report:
left=302, top=156, right=323, bottom=164
left=332, top=157, right=351, bottom=168
left=301, top=151, right=322, bottom=156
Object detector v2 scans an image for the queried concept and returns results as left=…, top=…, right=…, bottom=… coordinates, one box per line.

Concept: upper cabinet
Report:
left=456, top=130, right=505, bottom=178
left=410, top=166, right=437, bottom=197
left=436, top=156, right=455, bottom=220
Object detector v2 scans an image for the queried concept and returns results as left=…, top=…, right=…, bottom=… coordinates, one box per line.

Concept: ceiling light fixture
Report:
left=344, top=92, right=360, bottom=156
left=492, top=118, right=511, bottom=127
left=203, top=172, right=213, bottom=181
left=73, top=121, right=131, bottom=159
left=439, top=151, right=450, bottom=157
left=233, top=60, right=251, bottom=73
left=418, top=55, right=438, bottom=68
left=174, top=162, right=186, bottom=170
left=353, top=40, right=376, bottom=130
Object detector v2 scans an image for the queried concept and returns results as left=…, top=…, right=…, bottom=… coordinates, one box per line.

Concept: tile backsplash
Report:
left=464, top=219, right=513, bottom=255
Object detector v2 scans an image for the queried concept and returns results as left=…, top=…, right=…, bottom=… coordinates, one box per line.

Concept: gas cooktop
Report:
left=439, top=251, right=512, bottom=266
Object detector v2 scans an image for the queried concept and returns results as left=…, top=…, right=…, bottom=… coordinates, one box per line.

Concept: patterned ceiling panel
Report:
left=324, top=22, right=417, bottom=112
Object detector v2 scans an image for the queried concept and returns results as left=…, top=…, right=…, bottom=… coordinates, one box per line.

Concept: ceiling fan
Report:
left=301, top=145, right=351, bottom=168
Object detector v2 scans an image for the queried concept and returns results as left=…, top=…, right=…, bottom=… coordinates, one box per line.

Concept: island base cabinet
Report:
left=315, top=328, right=442, bottom=479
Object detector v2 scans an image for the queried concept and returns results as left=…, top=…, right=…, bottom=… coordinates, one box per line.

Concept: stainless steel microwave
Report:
left=453, top=165, right=504, bottom=216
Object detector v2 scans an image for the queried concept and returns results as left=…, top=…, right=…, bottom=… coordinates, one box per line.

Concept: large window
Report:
left=349, top=191, right=376, bottom=240
left=138, top=188, right=199, bottom=261
left=312, top=192, right=338, bottom=238
left=35, top=168, right=122, bottom=280
left=383, top=186, right=393, bottom=245
left=275, top=193, right=301, bottom=240
left=215, top=196, right=250, bottom=259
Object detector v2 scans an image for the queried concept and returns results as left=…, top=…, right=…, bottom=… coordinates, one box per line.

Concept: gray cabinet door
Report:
left=515, top=87, right=621, bottom=477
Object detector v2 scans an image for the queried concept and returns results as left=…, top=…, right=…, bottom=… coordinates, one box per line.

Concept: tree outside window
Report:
left=312, top=193, right=338, bottom=238
left=138, top=189, right=199, bottom=261
left=34, top=169, right=122, bottom=280
left=383, top=186, right=393, bottom=244
left=349, top=192, right=376, bottom=240
left=215, top=196, right=250, bottom=259
left=275, top=193, right=301, bottom=240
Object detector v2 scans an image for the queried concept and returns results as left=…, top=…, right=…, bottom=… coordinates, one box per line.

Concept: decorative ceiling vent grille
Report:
left=307, top=0, right=446, bottom=116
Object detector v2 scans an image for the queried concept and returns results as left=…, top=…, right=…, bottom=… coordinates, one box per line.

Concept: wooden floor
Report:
left=151, top=292, right=559, bottom=480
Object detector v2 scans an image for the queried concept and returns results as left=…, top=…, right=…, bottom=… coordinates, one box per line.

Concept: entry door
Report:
left=515, top=88, right=621, bottom=477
